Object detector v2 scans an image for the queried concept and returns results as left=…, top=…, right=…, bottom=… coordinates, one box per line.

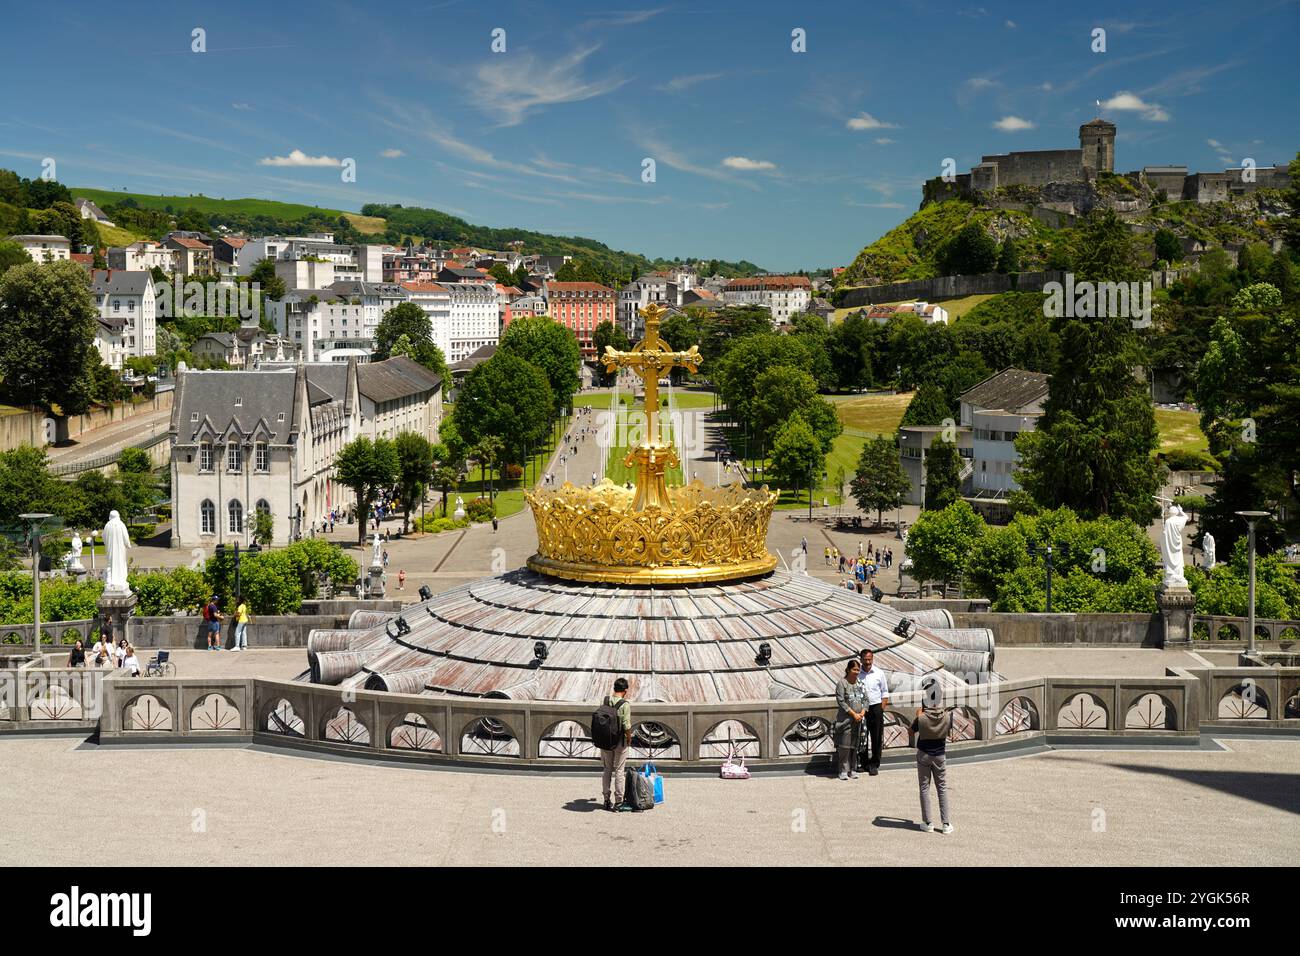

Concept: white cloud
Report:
left=1005, top=19, right=1017, bottom=28
left=257, top=149, right=340, bottom=167
left=965, top=77, right=997, bottom=90
left=1040, top=82, right=1053, bottom=91
left=1102, top=91, right=1170, bottom=121
left=722, top=156, right=776, bottom=171
left=1206, top=138, right=1223, bottom=149
left=473, top=45, right=626, bottom=126
left=379, top=148, right=404, bottom=158
left=231, top=102, right=254, bottom=111
left=846, top=112, right=898, bottom=130
left=874, top=137, right=896, bottom=145
left=993, top=116, right=1035, bottom=131
left=656, top=72, right=723, bottom=94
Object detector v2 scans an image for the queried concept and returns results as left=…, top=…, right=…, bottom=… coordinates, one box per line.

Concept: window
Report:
left=255, top=442, right=269, bottom=472
left=200, top=499, right=216, bottom=535
left=227, top=443, right=242, bottom=473
left=228, top=500, right=244, bottom=534
left=256, top=498, right=272, bottom=516
left=199, top=442, right=212, bottom=471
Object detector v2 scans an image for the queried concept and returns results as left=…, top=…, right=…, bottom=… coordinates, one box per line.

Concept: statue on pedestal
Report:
left=453, top=496, right=466, bottom=521
left=68, top=533, right=85, bottom=573
left=102, top=510, right=132, bottom=594
left=1156, top=498, right=1188, bottom=589
left=371, top=531, right=382, bottom=570
left=1202, top=532, right=1216, bottom=571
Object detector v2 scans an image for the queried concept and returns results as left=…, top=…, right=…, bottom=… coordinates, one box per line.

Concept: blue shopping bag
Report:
left=641, top=762, right=665, bottom=804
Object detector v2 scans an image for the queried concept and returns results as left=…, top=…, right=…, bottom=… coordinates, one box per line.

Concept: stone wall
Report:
left=839, top=271, right=1065, bottom=309
left=0, top=390, right=174, bottom=454
left=953, top=611, right=1161, bottom=646
left=980, top=149, right=1086, bottom=189
left=128, top=614, right=347, bottom=649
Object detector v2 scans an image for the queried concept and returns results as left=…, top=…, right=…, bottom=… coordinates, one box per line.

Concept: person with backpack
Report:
left=911, top=675, right=954, bottom=834
left=203, top=596, right=225, bottom=650
left=592, top=677, right=632, bottom=811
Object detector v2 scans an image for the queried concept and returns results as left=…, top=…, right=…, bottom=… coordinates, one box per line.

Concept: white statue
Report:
left=1202, top=532, right=1216, bottom=570
left=102, top=510, right=131, bottom=594
left=1157, top=499, right=1189, bottom=589
left=68, top=533, right=84, bottom=572
left=453, top=495, right=466, bottom=521
left=371, top=531, right=382, bottom=569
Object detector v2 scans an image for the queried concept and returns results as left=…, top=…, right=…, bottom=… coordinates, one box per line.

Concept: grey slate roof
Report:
left=449, top=343, right=497, bottom=373
left=91, top=270, right=153, bottom=296
left=172, top=368, right=301, bottom=443
left=960, top=368, right=1050, bottom=413
left=356, top=355, right=442, bottom=403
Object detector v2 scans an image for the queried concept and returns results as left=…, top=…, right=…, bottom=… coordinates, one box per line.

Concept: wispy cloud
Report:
left=583, top=7, right=665, bottom=28
left=258, top=149, right=342, bottom=167
left=473, top=45, right=626, bottom=126
left=846, top=112, right=899, bottom=131
left=1102, top=91, right=1169, bottom=121
left=722, top=156, right=777, bottom=171
left=874, top=137, right=896, bottom=145
left=656, top=72, right=724, bottom=94
left=993, top=115, right=1035, bottom=131
left=231, top=102, right=254, bottom=111
left=379, top=148, right=404, bottom=158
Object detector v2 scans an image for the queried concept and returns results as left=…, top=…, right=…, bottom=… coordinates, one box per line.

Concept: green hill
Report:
left=72, top=187, right=357, bottom=225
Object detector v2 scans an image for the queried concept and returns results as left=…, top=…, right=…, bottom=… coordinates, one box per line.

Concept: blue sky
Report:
left=2, top=0, right=1297, bottom=269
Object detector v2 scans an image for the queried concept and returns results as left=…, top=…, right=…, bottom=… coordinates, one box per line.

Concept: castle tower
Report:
left=1080, top=118, right=1116, bottom=174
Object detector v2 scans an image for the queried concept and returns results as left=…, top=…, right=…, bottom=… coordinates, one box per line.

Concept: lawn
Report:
left=829, top=391, right=913, bottom=435
left=72, top=187, right=358, bottom=224
left=604, top=407, right=683, bottom=486
left=449, top=414, right=571, bottom=519
left=831, top=294, right=997, bottom=324
left=343, top=213, right=387, bottom=235
left=573, top=388, right=717, bottom=411
left=1155, top=408, right=1209, bottom=455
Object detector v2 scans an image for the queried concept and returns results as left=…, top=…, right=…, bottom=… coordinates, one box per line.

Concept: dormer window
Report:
left=199, top=441, right=213, bottom=472
left=227, top=443, right=242, bottom=473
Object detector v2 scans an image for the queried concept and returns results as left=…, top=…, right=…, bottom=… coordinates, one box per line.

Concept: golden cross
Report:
left=600, top=302, right=702, bottom=509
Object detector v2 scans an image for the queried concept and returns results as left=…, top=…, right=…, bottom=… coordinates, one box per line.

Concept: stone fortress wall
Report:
left=923, top=120, right=1291, bottom=206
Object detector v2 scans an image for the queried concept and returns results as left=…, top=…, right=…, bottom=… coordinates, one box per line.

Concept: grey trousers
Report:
left=917, top=750, right=950, bottom=825
left=601, top=743, right=628, bottom=803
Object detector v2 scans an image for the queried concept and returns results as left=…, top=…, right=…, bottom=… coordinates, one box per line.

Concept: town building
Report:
left=619, top=274, right=679, bottom=338
left=169, top=362, right=360, bottom=547
left=74, top=198, right=114, bottom=227
left=164, top=236, right=214, bottom=276
left=107, top=240, right=176, bottom=273
left=191, top=326, right=293, bottom=369
left=7, top=234, right=71, bottom=263
left=400, top=281, right=454, bottom=360
left=860, top=301, right=949, bottom=325
left=722, top=275, right=812, bottom=325
left=537, top=281, right=615, bottom=359
left=90, top=270, right=157, bottom=370
left=960, top=368, right=1051, bottom=522
left=355, top=356, right=443, bottom=445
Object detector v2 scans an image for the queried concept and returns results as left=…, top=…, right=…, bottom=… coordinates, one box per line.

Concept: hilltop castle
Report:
left=923, top=119, right=1290, bottom=206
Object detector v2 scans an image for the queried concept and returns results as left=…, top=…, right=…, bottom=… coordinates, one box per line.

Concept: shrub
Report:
left=129, top=567, right=208, bottom=616
left=465, top=497, right=495, bottom=522
left=416, top=515, right=469, bottom=533
left=503, top=463, right=523, bottom=481
left=127, top=523, right=157, bottom=540
left=1162, top=449, right=1218, bottom=473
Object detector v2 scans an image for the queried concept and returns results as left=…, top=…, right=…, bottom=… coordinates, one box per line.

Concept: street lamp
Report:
left=1235, top=510, right=1271, bottom=655
left=215, top=541, right=262, bottom=604
left=19, top=513, right=53, bottom=653
left=1027, top=542, right=1067, bottom=613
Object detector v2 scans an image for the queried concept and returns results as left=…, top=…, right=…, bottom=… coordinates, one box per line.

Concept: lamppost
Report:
left=215, top=541, right=262, bottom=604
left=1027, top=542, right=1067, bottom=613
left=1235, top=510, right=1271, bottom=655
left=19, top=513, right=53, bottom=653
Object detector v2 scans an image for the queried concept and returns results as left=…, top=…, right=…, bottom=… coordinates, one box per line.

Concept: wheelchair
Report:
left=145, top=650, right=175, bottom=677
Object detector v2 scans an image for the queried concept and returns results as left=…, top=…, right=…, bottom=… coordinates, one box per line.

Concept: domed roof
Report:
left=310, top=569, right=995, bottom=704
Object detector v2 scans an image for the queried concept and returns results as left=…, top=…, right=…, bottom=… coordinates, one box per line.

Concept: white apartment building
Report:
left=8, top=234, right=71, bottom=263
left=236, top=235, right=383, bottom=285
left=619, top=274, right=679, bottom=339
left=445, top=280, right=499, bottom=363
left=401, top=281, right=454, bottom=359
left=107, top=241, right=177, bottom=273
left=959, top=368, right=1050, bottom=522
left=90, top=270, right=157, bottom=370
left=722, top=275, right=811, bottom=325
left=267, top=281, right=411, bottom=362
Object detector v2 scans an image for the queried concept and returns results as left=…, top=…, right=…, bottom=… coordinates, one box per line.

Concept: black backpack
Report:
left=591, top=696, right=627, bottom=750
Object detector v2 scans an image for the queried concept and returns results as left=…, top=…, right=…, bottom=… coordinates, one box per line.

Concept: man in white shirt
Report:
left=856, top=648, right=890, bottom=775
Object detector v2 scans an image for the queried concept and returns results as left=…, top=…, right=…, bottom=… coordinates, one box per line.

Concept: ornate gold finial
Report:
left=523, top=302, right=777, bottom=584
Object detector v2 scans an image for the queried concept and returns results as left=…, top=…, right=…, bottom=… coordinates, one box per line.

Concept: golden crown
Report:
left=524, top=302, right=778, bottom=585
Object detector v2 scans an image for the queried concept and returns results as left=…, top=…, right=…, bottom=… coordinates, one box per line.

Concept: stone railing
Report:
left=0, top=619, right=98, bottom=652
left=0, top=661, right=108, bottom=730
left=1192, top=615, right=1300, bottom=644
left=82, top=665, right=1300, bottom=769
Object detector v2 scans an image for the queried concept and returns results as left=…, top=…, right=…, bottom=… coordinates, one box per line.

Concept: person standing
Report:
left=595, top=677, right=633, bottom=811
left=204, top=596, right=225, bottom=651
left=66, top=640, right=86, bottom=668
left=233, top=598, right=250, bottom=651
left=911, top=676, right=954, bottom=833
left=397, top=569, right=406, bottom=591
left=857, top=649, right=890, bottom=775
left=834, top=659, right=866, bottom=780
left=800, top=535, right=807, bottom=555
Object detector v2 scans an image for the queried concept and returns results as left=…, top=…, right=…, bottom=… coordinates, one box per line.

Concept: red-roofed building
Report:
left=721, top=275, right=811, bottom=325
left=537, top=281, right=615, bottom=359
left=164, top=235, right=214, bottom=276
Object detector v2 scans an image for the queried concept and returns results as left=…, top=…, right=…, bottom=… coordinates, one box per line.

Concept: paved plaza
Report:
left=2, top=734, right=1295, bottom=866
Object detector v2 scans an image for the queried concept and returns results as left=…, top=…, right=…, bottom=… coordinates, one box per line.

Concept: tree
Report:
left=997, top=238, right=1020, bottom=274
left=334, top=436, right=398, bottom=544
left=253, top=508, right=275, bottom=547
left=471, top=435, right=505, bottom=503
left=592, top=320, right=630, bottom=384
left=393, top=431, right=434, bottom=533
left=941, top=222, right=999, bottom=275
left=0, top=240, right=29, bottom=275
left=767, top=413, right=823, bottom=496
left=433, top=464, right=460, bottom=518
left=453, top=352, right=553, bottom=468
left=850, top=436, right=911, bottom=525
left=924, top=434, right=962, bottom=510
left=498, top=316, right=581, bottom=412
left=905, top=500, right=986, bottom=588
left=0, top=260, right=98, bottom=413
left=751, top=366, right=818, bottom=445
left=1153, top=228, right=1182, bottom=265
left=373, top=301, right=449, bottom=389
left=249, top=258, right=286, bottom=301
left=117, top=447, right=151, bottom=474
left=899, top=383, right=952, bottom=427
left=0, top=446, right=71, bottom=527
